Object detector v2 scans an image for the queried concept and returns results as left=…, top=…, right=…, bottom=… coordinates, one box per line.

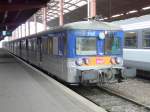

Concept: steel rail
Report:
left=99, top=86, right=150, bottom=111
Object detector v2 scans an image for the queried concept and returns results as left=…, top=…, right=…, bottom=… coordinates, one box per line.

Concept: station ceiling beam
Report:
left=0, top=3, right=46, bottom=12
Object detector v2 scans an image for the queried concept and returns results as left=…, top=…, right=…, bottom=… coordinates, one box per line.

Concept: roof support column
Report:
left=43, top=7, right=47, bottom=31
left=14, top=30, right=16, bottom=40
left=19, top=26, right=21, bottom=38
left=17, top=27, right=19, bottom=39
left=25, top=23, right=26, bottom=37
left=20, top=25, right=22, bottom=38
left=87, top=0, right=90, bottom=18
left=59, top=0, right=64, bottom=26
left=28, top=21, right=30, bottom=36
left=34, top=14, right=37, bottom=33
left=88, top=0, right=96, bottom=18
left=12, top=31, right=14, bottom=40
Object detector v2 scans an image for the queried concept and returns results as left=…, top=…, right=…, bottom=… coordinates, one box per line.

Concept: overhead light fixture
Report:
left=142, top=6, right=150, bottom=10
left=126, top=10, right=138, bottom=14
left=99, top=18, right=104, bottom=21
left=112, top=14, right=124, bottom=18
left=112, top=14, right=120, bottom=18
left=104, top=17, right=108, bottom=20
left=128, top=32, right=136, bottom=34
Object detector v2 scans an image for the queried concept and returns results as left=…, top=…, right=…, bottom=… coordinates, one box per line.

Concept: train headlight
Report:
left=110, top=57, right=116, bottom=64
left=115, top=57, right=123, bottom=64
left=99, top=32, right=105, bottom=40
left=83, top=58, right=89, bottom=65
left=111, top=57, right=123, bottom=65
left=76, top=58, right=84, bottom=66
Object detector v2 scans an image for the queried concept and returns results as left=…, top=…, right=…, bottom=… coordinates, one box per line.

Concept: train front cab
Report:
left=66, top=29, right=124, bottom=84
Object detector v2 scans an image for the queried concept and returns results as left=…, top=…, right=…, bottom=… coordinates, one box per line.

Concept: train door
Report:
left=58, top=35, right=67, bottom=77
left=12, top=42, right=14, bottom=54
left=20, top=40, right=22, bottom=57
left=26, top=39, right=29, bottom=61
left=19, top=40, right=22, bottom=57
left=37, top=37, right=42, bottom=66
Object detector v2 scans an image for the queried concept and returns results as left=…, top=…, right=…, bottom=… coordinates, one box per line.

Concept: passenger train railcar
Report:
left=124, top=28, right=150, bottom=76
left=4, top=21, right=124, bottom=85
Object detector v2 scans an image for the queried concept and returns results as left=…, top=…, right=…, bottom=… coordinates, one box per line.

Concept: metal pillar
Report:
left=108, top=0, right=112, bottom=18
left=26, top=22, right=28, bottom=36
left=12, top=31, right=14, bottom=40
left=20, top=25, right=22, bottom=38
left=25, top=22, right=26, bottom=36
left=18, top=27, right=19, bottom=39
left=87, top=0, right=90, bottom=19
left=16, top=28, right=18, bottom=39
left=90, top=0, right=96, bottom=17
left=28, top=21, right=30, bottom=36
left=88, top=0, right=96, bottom=18
left=43, top=7, right=47, bottom=30
left=34, top=14, right=37, bottom=33
left=13, top=31, right=16, bottom=40
left=59, top=0, right=64, bottom=26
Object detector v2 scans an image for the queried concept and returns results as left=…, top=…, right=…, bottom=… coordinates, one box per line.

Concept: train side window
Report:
left=34, top=39, right=37, bottom=52
left=42, top=37, right=48, bottom=54
left=58, top=36, right=66, bottom=56
left=31, top=39, right=35, bottom=51
left=63, top=36, right=67, bottom=56
left=47, top=37, right=53, bottom=55
left=58, top=36, right=63, bottom=56
left=124, top=32, right=137, bottom=48
left=22, top=40, right=26, bottom=50
left=28, top=39, right=36, bottom=51
left=143, top=30, right=150, bottom=48
left=28, top=39, right=32, bottom=50
left=53, top=37, right=59, bottom=55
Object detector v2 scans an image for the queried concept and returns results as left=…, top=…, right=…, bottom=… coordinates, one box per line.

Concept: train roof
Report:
left=10, top=21, right=122, bottom=42
left=62, top=21, right=122, bottom=30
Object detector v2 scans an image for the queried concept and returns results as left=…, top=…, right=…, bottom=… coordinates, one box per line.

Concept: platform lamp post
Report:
left=59, top=0, right=64, bottom=26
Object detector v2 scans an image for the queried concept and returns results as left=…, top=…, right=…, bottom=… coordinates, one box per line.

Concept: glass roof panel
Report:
left=35, top=0, right=87, bottom=22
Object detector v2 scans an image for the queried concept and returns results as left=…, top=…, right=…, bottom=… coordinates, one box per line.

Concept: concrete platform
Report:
left=0, top=49, right=106, bottom=112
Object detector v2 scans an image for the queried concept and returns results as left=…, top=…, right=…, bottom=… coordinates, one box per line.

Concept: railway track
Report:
left=71, top=85, right=150, bottom=112
left=100, top=86, right=150, bottom=111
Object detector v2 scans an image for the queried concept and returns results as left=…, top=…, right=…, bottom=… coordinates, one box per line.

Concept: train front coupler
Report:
left=97, top=67, right=124, bottom=84
left=112, top=67, right=124, bottom=83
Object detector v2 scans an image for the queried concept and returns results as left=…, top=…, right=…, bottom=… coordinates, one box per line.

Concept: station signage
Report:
left=1, top=31, right=12, bottom=37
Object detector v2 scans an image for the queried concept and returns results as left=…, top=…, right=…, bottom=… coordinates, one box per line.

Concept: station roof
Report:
left=1, top=0, right=150, bottom=31
left=0, top=0, right=49, bottom=31
left=32, top=0, right=150, bottom=27
left=100, top=0, right=150, bottom=21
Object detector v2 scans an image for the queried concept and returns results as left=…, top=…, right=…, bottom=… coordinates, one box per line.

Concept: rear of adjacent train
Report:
left=65, top=21, right=124, bottom=85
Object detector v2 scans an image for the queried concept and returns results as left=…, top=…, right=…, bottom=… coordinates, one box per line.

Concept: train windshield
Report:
left=76, top=37, right=97, bottom=55
left=105, top=32, right=121, bottom=55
